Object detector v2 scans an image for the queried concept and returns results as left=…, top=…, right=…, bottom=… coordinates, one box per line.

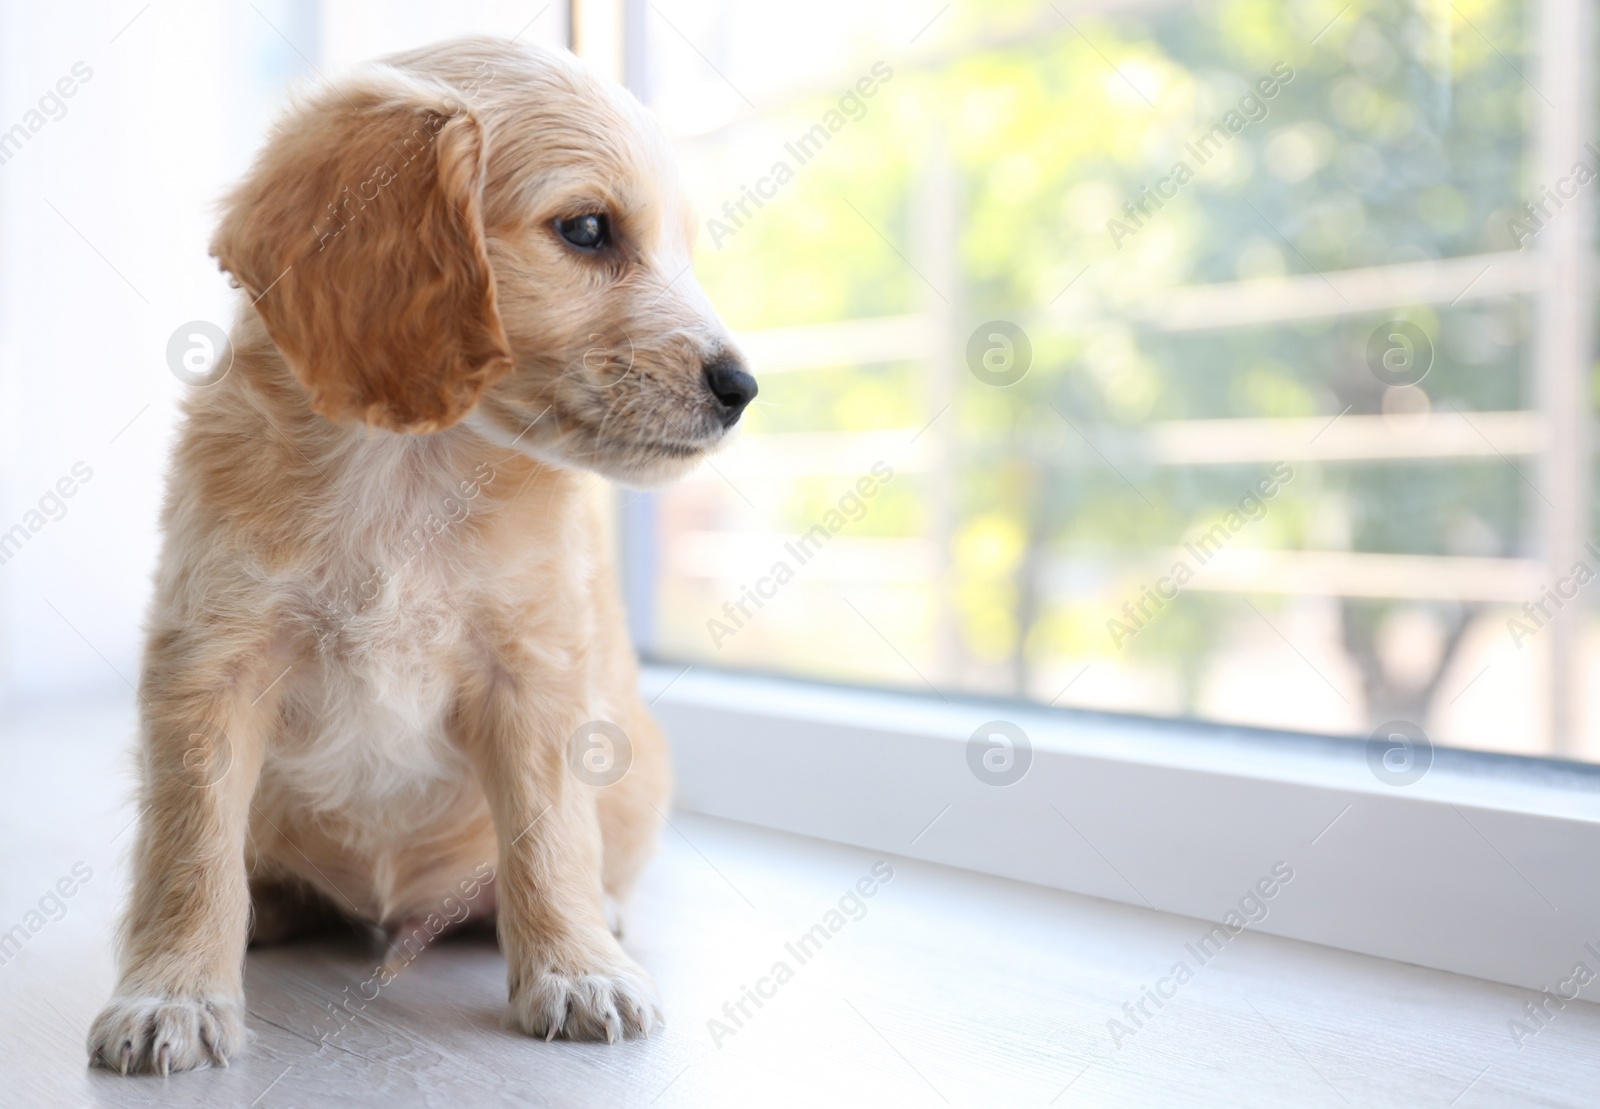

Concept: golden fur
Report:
left=88, top=37, right=750, bottom=1074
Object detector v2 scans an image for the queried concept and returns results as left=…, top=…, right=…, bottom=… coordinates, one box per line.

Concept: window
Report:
left=629, top=0, right=1599, bottom=765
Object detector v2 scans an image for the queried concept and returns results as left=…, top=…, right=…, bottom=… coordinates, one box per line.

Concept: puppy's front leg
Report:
left=456, top=673, right=660, bottom=1042
left=88, top=653, right=273, bottom=1074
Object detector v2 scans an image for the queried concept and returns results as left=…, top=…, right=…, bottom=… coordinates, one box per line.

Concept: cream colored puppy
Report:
left=88, top=37, right=754, bottom=1075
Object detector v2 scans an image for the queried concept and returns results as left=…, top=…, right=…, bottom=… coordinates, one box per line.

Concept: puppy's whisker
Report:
left=593, top=394, right=647, bottom=449
left=590, top=378, right=658, bottom=445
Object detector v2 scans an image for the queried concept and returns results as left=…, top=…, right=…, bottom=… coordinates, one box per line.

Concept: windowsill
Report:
left=646, top=664, right=1600, bottom=997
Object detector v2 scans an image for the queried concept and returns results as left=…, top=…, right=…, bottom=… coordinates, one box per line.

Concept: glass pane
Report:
left=639, top=0, right=1599, bottom=761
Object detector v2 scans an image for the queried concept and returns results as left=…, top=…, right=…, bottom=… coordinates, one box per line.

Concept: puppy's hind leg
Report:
left=88, top=634, right=280, bottom=1075
left=595, top=698, right=672, bottom=940
left=249, top=875, right=355, bottom=947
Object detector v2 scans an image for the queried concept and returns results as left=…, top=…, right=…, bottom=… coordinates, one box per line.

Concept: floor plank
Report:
left=1, top=696, right=1595, bottom=1107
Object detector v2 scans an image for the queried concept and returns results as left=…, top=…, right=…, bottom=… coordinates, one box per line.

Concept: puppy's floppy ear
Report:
left=212, top=69, right=513, bottom=433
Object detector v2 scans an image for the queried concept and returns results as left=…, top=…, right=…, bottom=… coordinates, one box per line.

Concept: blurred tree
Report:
left=681, top=0, right=1537, bottom=741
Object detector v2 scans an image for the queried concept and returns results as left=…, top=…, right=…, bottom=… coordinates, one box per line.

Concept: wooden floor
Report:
left=3, top=698, right=1598, bottom=1108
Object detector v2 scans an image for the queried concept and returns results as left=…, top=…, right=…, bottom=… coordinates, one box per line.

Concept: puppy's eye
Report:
left=555, top=214, right=609, bottom=251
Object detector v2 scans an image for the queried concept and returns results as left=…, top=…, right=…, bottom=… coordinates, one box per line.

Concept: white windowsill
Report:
left=646, top=663, right=1600, bottom=996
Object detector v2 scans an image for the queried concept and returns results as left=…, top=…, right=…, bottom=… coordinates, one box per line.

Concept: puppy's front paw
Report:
left=88, top=994, right=245, bottom=1074
left=509, top=959, right=661, bottom=1043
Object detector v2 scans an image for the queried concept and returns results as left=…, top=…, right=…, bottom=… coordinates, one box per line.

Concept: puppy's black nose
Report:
left=704, top=358, right=758, bottom=427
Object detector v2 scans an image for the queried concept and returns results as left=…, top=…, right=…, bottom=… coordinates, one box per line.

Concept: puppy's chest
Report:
left=300, top=447, right=501, bottom=666
left=277, top=548, right=476, bottom=810
left=265, top=446, right=589, bottom=812
left=275, top=465, right=498, bottom=807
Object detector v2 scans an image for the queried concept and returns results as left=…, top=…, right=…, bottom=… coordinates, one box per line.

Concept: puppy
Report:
left=87, top=37, right=755, bottom=1074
